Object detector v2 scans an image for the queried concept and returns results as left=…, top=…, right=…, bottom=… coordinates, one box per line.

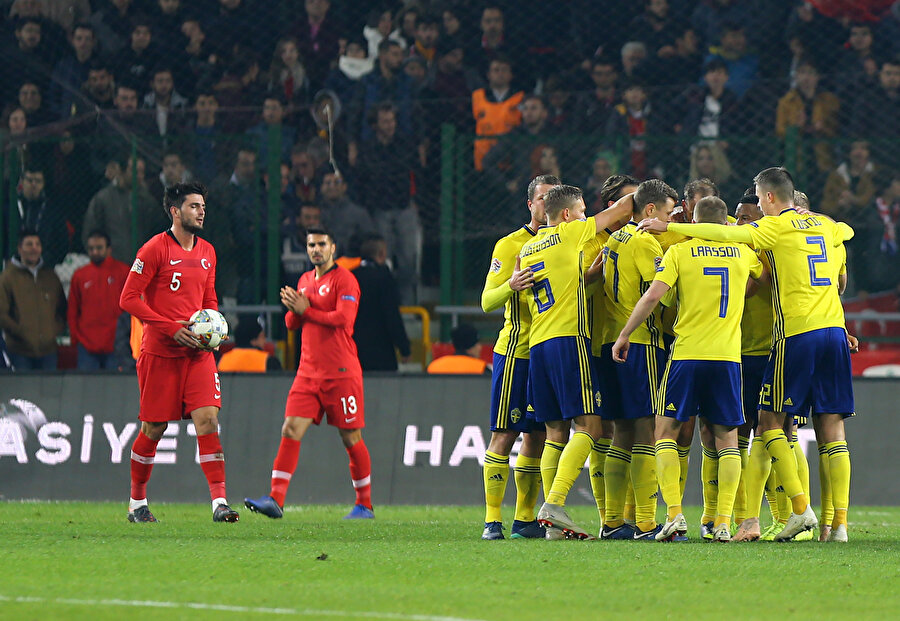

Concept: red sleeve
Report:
left=202, top=243, right=218, bottom=310
left=285, top=310, right=303, bottom=330
left=119, top=241, right=182, bottom=337
left=67, top=270, right=83, bottom=346
left=302, top=271, right=359, bottom=328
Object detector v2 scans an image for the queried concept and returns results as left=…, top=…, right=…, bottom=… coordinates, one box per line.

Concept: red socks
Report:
left=347, top=439, right=372, bottom=509
left=270, top=437, right=301, bottom=507
left=130, top=431, right=158, bottom=500
left=197, top=432, right=227, bottom=500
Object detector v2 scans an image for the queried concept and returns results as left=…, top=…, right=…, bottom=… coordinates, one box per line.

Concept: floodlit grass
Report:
left=1, top=503, right=899, bottom=620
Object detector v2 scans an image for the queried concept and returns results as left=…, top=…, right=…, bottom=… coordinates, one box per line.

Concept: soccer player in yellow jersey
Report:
left=582, top=175, right=637, bottom=531
left=479, top=174, right=560, bottom=540
left=598, top=179, right=677, bottom=540
left=521, top=185, right=633, bottom=539
left=613, top=196, right=763, bottom=542
left=640, top=167, right=855, bottom=542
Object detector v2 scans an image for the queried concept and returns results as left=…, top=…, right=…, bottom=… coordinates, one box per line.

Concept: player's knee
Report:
left=141, top=421, right=168, bottom=441
left=488, top=430, right=517, bottom=454
left=340, top=429, right=362, bottom=448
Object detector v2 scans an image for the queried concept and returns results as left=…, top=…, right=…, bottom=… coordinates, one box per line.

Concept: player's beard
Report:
left=178, top=213, right=203, bottom=235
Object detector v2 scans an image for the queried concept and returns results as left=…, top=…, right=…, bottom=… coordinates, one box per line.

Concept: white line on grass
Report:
left=0, top=594, right=488, bottom=621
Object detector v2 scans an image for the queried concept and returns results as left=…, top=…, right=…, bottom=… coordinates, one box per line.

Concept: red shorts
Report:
left=285, top=374, right=365, bottom=429
left=136, top=352, right=221, bottom=422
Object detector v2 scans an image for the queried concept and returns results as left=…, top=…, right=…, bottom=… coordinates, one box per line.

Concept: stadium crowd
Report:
left=2, top=0, right=900, bottom=370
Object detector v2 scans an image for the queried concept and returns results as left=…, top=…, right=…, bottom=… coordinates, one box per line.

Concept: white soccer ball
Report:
left=189, top=308, right=229, bottom=349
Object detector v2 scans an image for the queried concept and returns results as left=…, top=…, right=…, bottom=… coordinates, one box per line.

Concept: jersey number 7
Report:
left=530, top=261, right=555, bottom=313
left=702, top=267, right=729, bottom=318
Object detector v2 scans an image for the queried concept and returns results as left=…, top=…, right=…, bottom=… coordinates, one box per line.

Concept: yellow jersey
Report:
left=655, top=239, right=762, bottom=362
left=602, top=222, right=665, bottom=348
left=519, top=218, right=597, bottom=347
left=582, top=229, right=613, bottom=355
left=740, top=254, right=774, bottom=356
left=482, top=225, right=537, bottom=359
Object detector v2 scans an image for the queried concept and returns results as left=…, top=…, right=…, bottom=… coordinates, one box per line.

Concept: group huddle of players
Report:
left=480, top=169, right=854, bottom=543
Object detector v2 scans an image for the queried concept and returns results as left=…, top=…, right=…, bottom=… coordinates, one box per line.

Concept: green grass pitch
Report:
left=2, top=503, right=899, bottom=621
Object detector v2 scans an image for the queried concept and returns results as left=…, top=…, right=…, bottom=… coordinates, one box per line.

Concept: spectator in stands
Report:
left=676, top=58, right=738, bottom=139
left=836, top=23, right=879, bottom=97
left=356, top=102, right=420, bottom=304
left=427, top=38, right=473, bottom=132
left=48, top=130, right=94, bottom=250
left=149, top=0, right=186, bottom=55
left=691, top=0, right=755, bottom=50
left=703, top=21, right=758, bottom=97
left=289, top=144, right=318, bottom=204
left=584, top=151, right=619, bottom=211
left=442, top=7, right=462, bottom=41
left=143, top=66, right=188, bottom=139
left=620, top=41, right=648, bottom=82
left=363, top=7, right=405, bottom=59
left=14, top=81, right=53, bottom=127
left=319, top=170, right=375, bottom=255
left=821, top=140, right=877, bottom=222
left=13, top=0, right=91, bottom=34
left=352, top=234, right=411, bottom=372
left=291, top=0, right=340, bottom=90
left=776, top=59, right=840, bottom=191
left=246, top=95, right=297, bottom=171
left=530, top=145, right=562, bottom=180
left=629, top=0, right=678, bottom=58
left=211, top=47, right=263, bottom=132
left=281, top=202, right=321, bottom=286
left=352, top=38, right=414, bottom=142
left=90, top=0, right=138, bottom=57
left=49, top=22, right=96, bottom=118
left=183, top=89, right=226, bottom=184
left=543, top=74, right=576, bottom=133
left=324, top=40, right=373, bottom=117
left=87, top=82, right=158, bottom=178
left=483, top=94, right=552, bottom=197
left=267, top=38, right=309, bottom=109
left=69, top=58, right=115, bottom=118
left=67, top=230, right=129, bottom=370
left=173, top=17, right=216, bottom=97
left=147, top=150, right=193, bottom=205
left=471, top=56, right=523, bottom=171
left=205, top=0, right=264, bottom=58
left=1, top=17, right=53, bottom=104
left=688, top=142, right=733, bottom=201
left=113, top=15, right=157, bottom=96
left=850, top=170, right=900, bottom=293
left=469, top=6, right=516, bottom=85
left=605, top=81, right=659, bottom=180
left=0, top=228, right=66, bottom=371
left=409, top=13, right=440, bottom=68
left=427, top=323, right=489, bottom=375
left=14, top=167, right=69, bottom=267
left=82, top=156, right=162, bottom=263
left=851, top=57, right=900, bottom=169
left=218, top=314, right=282, bottom=372
left=655, top=23, right=703, bottom=85
left=574, top=57, right=619, bottom=135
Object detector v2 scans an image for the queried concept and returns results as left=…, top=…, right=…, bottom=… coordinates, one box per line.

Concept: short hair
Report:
left=88, top=58, right=112, bottom=73
left=753, top=167, right=795, bottom=203
left=527, top=174, right=561, bottom=201
left=305, top=227, right=333, bottom=242
left=693, top=196, right=728, bottom=224
left=451, top=323, right=479, bottom=353
left=22, top=165, right=45, bottom=177
left=600, top=174, right=639, bottom=207
left=367, top=102, right=396, bottom=127
left=704, top=57, right=729, bottom=74
left=793, top=190, right=810, bottom=210
left=488, top=55, right=513, bottom=71
left=683, top=177, right=719, bottom=200
left=115, top=82, right=139, bottom=97
left=416, top=14, right=440, bottom=29
left=150, top=65, right=174, bottom=79
left=86, top=230, right=111, bottom=245
left=522, top=93, right=547, bottom=108
left=72, top=22, right=94, bottom=35
left=359, top=233, right=386, bottom=260
left=544, top=185, right=583, bottom=221
left=163, top=181, right=207, bottom=219
left=634, top=179, right=678, bottom=215
left=234, top=314, right=263, bottom=347
left=18, top=227, right=40, bottom=244
left=16, top=16, right=42, bottom=30
left=378, top=38, right=402, bottom=54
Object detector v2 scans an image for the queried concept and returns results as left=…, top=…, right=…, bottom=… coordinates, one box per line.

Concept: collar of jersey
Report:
left=523, top=224, right=537, bottom=235
left=778, top=207, right=798, bottom=216
left=166, top=229, right=196, bottom=250
left=627, top=220, right=639, bottom=227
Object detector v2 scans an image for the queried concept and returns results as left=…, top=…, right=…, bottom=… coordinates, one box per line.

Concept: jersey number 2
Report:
left=703, top=267, right=729, bottom=318
left=806, top=236, right=832, bottom=287
left=529, top=261, right=555, bottom=313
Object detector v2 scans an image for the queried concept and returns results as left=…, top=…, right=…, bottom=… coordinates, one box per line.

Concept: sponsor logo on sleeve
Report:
left=130, top=258, right=144, bottom=274
left=489, top=258, right=502, bottom=273
left=341, top=295, right=357, bottom=302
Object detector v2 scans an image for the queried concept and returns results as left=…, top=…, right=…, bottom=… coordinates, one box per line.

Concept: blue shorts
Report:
left=741, top=354, right=768, bottom=429
left=600, top=342, right=666, bottom=421
left=490, top=353, right=537, bottom=432
left=658, top=359, right=745, bottom=427
left=528, top=336, right=600, bottom=423
left=759, top=327, right=855, bottom=417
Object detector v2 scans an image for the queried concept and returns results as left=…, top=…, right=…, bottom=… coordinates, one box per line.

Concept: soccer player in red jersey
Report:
left=119, top=181, right=239, bottom=523
left=245, top=228, right=373, bottom=520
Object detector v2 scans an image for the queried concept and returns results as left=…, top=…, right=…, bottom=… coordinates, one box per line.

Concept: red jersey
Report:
left=286, top=264, right=362, bottom=379
left=120, top=231, right=218, bottom=358
left=68, top=256, right=130, bottom=353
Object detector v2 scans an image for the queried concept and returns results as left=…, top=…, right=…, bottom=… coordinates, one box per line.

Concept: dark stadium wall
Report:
left=0, top=375, right=895, bottom=505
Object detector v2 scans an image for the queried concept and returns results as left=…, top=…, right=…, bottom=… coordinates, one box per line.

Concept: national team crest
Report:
left=594, top=391, right=602, bottom=407
left=510, top=408, right=522, bottom=423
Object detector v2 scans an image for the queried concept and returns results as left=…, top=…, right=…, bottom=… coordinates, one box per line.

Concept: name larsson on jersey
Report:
left=520, top=233, right=561, bottom=257
left=690, top=245, right=742, bottom=258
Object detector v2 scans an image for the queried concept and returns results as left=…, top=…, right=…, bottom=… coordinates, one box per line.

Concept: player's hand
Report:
left=847, top=333, right=859, bottom=353
left=280, top=286, right=308, bottom=314
left=585, top=249, right=605, bottom=285
left=611, top=336, right=629, bottom=363
left=174, top=320, right=202, bottom=349
left=509, top=256, right=535, bottom=291
left=637, top=218, right=668, bottom=234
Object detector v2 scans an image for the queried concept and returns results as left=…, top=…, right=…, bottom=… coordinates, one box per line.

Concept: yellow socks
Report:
left=765, top=468, right=780, bottom=522
left=483, top=451, right=509, bottom=523
left=701, top=444, right=718, bottom=524
left=589, top=438, right=611, bottom=523
left=734, top=436, right=750, bottom=524
left=604, top=446, right=631, bottom=527
left=745, top=436, right=770, bottom=521
left=631, top=443, right=658, bottom=532
left=540, top=441, right=565, bottom=499
left=818, top=443, right=834, bottom=525
left=513, top=454, right=542, bottom=522
left=824, top=441, right=850, bottom=528
left=546, top=432, right=594, bottom=506
left=760, top=429, right=808, bottom=515
left=791, top=433, right=811, bottom=500
left=655, top=439, right=682, bottom=520
left=677, top=444, right=691, bottom=497
left=624, top=478, right=636, bottom=523
left=715, top=448, right=742, bottom=529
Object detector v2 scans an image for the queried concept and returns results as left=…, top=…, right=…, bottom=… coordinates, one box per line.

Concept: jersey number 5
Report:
left=805, top=235, right=832, bottom=287
left=530, top=261, right=555, bottom=313
left=702, top=267, right=729, bottom=318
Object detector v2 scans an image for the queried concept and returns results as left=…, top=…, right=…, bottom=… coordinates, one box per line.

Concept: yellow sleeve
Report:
left=668, top=222, right=758, bottom=246
left=654, top=245, right=679, bottom=289
left=835, top=221, right=854, bottom=244
left=634, top=234, right=664, bottom=282
left=481, top=238, right=516, bottom=312
left=746, top=246, right=763, bottom=279
left=561, top=217, right=597, bottom=247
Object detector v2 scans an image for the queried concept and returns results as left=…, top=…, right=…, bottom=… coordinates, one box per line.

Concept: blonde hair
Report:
left=689, top=142, right=732, bottom=185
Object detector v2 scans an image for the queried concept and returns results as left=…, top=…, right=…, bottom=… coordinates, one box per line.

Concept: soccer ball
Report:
left=189, top=309, right=229, bottom=349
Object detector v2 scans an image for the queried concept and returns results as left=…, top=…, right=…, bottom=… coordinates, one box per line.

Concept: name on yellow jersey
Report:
left=790, top=216, right=824, bottom=230
left=690, top=245, right=741, bottom=258
left=521, top=233, right=561, bottom=257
